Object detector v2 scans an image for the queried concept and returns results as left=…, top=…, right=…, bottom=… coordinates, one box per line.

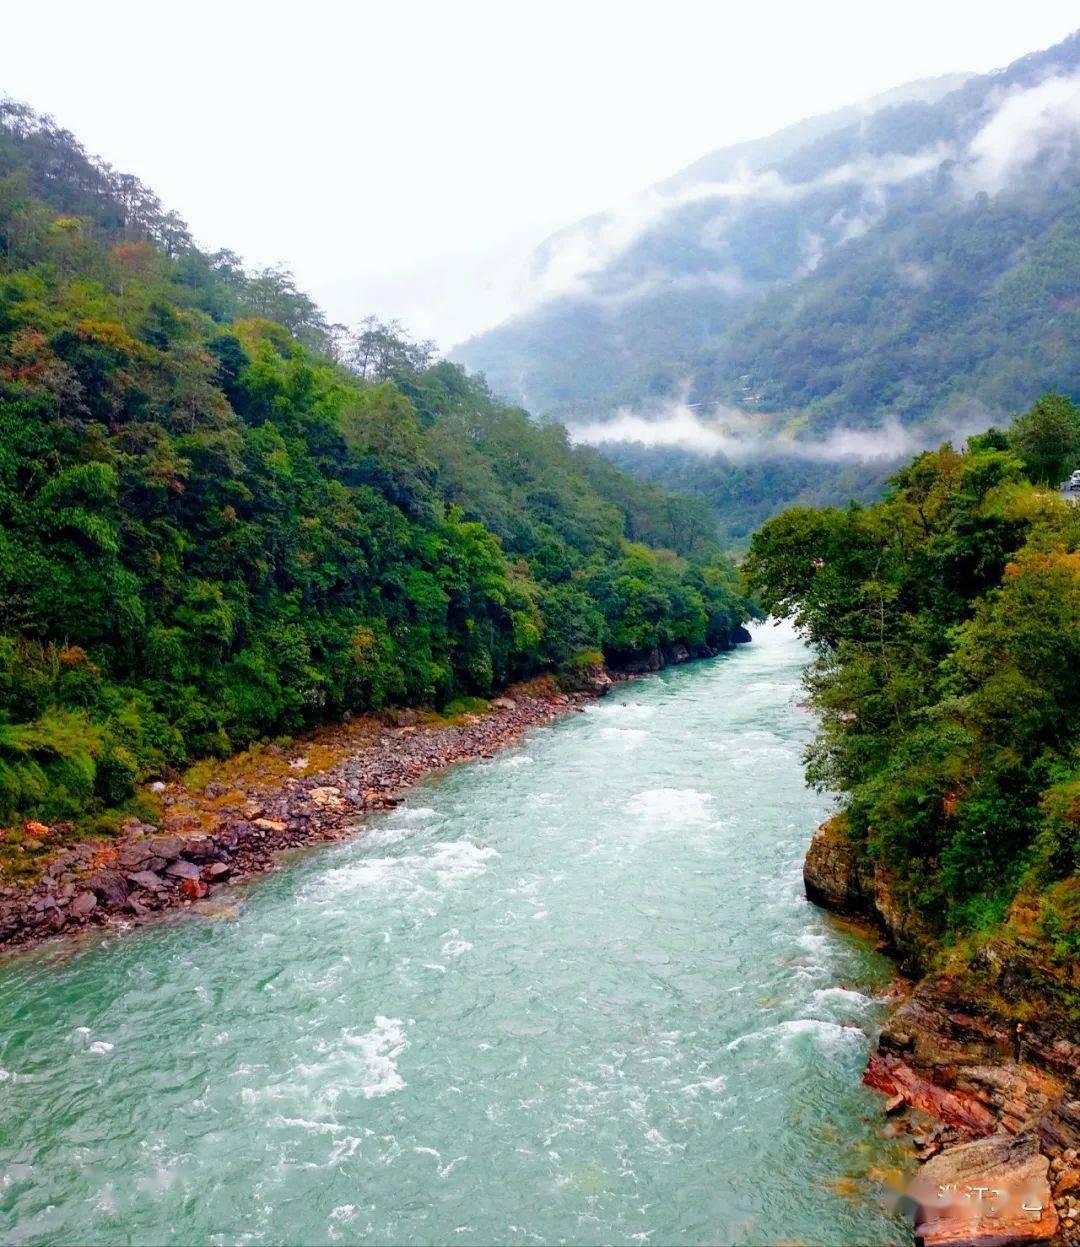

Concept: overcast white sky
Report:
left=4, top=1, right=1078, bottom=348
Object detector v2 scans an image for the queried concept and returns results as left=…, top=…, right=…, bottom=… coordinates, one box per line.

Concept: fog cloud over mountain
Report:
left=963, top=70, right=1080, bottom=194
left=517, top=69, right=1080, bottom=312
left=569, top=397, right=993, bottom=464
left=457, top=31, right=1080, bottom=433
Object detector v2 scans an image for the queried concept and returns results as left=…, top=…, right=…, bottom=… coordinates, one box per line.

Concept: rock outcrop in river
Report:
left=805, top=817, right=1080, bottom=1246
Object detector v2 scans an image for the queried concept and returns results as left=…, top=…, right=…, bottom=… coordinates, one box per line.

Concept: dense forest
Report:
left=602, top=444, right=898, bottom=546
left=0, top=99, right=752, bottom=833
left=745, top=395, right=1080, bottom=1014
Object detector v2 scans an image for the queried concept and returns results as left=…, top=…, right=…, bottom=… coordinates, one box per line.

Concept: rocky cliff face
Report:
left=803, top=816, right=928, bottom=968
left=804, top=817, right=1080, bottom=1246
left=616, top=627, right=752, bottom=676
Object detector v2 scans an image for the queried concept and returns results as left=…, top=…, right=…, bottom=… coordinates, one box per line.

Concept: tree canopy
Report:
left=745, top=405, right=1080, bottom=1013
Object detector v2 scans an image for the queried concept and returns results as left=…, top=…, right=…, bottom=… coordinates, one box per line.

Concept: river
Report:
left=0, top=622, right=911, bottom=1246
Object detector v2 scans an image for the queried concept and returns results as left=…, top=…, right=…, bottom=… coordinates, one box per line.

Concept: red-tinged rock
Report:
left=69, top=891, right=97, bottom=918
left=165, top=859, right=202, bottom=881
left=253, top=818, right=287, bottom=833
left=1055, top=1168, right=1080, bottom=1195
left=179, top=877, right=207, bottom=899
left=865, top=1053, right=998, bottom=1133
left=23, top=820, right=50, bottom=839
left=885, top=1093, right=906, bottom=1114
left=909, top=1132, right=1057, bottom=1246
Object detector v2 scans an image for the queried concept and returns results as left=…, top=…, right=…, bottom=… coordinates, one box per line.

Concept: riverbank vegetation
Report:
left=0, top=100, right=752, bottom=836
left=746, top=396, right=1080, bottom=1015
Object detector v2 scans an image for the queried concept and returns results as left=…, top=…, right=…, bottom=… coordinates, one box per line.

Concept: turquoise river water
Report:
left=0, top=622, right=912, bottom=1246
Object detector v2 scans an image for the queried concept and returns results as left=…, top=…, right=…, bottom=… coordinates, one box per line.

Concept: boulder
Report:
left=253, top=818, right=287, bottom=833
left=85, top=869, right=128, bottom=908
left=733, top=624, right=753, bottom=644
left=147, top=835, right=184, bottom=861
left=203, top=862, right=231, bottom=881
left=127, top=870, right=166, bottom=892
left=492, top=697, right=517, bottom=711
left=177, top=836, right=217, bottom=862
left=910, top=1132, right=1057, bottom=1245
left=69, top=891, right=98, bottom=918
left=803, top=817, right=863, bottom=912
left=164, top=859, right=203, bottom=881
left=116, top=841, right=167, bottom=871
left=308, top=786, right=342, bottom=806
left=179, top=877, right=207, bottom=899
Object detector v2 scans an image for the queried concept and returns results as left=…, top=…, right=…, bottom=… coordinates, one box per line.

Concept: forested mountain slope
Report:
left=455, top=32, right=1080, bottom=539
left=0, top=100, right=751, bottom=832
left=458, top=32, right=1080, bottom=428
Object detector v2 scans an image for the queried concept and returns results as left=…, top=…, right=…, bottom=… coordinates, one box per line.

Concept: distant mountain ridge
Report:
left=454, top=33, right=1080, bottom=442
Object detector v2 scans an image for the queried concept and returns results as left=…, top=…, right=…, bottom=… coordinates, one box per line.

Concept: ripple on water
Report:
left=726, top=1017, right=868, bottom=1055
left=626, top=787, right=714, bottom=821
left=598, top=726, right=651, bottom=748
left=587, top=699, right=656, bottom=722
left=303, top=839, right=499, bottom=903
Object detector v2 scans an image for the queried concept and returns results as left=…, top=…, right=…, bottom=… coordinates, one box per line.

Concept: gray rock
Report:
left=117, top=842, right=156, bottom=870
left=69, top=891, right=98, bottom=918
left=127, top=870, right=166, bottom=891
left=164, top=859, right=202, bottom=881
left=86, top=869, right=128, bottom=907
left=147, top=835, right=184, bottom=861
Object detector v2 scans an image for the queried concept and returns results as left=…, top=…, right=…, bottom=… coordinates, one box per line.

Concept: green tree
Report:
left=1008, top=393, right=1080, bottom=486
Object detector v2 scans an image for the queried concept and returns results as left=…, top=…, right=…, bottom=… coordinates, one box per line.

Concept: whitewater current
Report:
left=0, top=622, right=911, bottom=1245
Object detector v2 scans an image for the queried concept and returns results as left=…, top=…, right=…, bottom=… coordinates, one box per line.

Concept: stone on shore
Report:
left=254, top=818, right=288, bottom=833
left=910, top=1132, right=1057, bottom=1245
left=69, top=891, right=97, bottom=918
left=147, top=835, right=184, bottom=861
left=117, top=842, right=162, bottom=870
left=127, top=870, right=166, bottom=892
left=164, top=860, right=203, bottom=881
left=86, top=869, right=128, bottom=908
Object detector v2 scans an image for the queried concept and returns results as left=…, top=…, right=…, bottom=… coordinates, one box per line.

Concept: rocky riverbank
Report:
left=0, top=630, right=758, bottom=955
left=806, top=817, right=1080, bottom=1246
left=0, top=672, right=618, bottom=954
